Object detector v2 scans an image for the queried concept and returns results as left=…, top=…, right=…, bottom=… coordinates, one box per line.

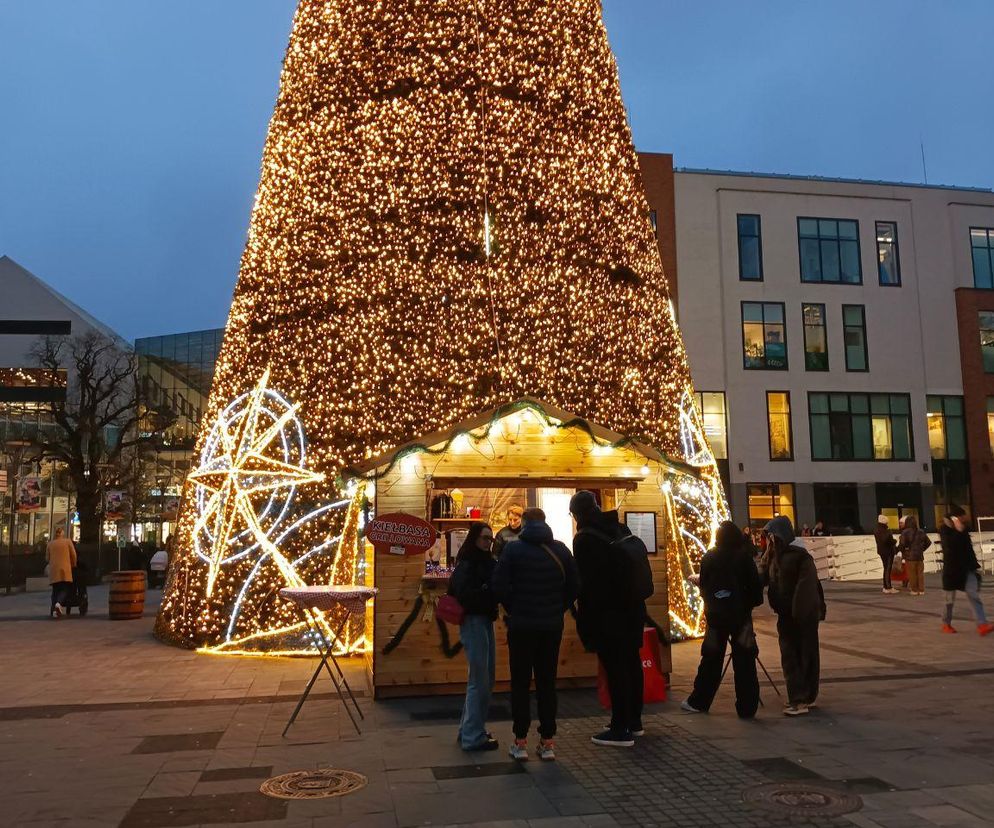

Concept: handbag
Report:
left=436, top=594, right=465, bottom=625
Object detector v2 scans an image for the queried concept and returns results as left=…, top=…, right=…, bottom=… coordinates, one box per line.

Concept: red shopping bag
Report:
left=597, top=627, right=668, bottom=709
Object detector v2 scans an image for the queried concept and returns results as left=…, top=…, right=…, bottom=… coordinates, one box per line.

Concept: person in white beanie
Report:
left=874, top=515, right=899, bottom=594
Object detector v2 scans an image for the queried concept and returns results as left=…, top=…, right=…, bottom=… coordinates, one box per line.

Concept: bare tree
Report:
left=29, top=331, right=172, bottom=544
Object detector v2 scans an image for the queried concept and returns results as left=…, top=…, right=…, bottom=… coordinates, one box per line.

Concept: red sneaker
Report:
left=942, top=624, right=957, bottom=634
left=978, top=623, right=994, bottom=637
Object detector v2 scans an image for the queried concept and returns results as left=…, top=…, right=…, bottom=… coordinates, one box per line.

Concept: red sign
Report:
left=366, top=512, right=437, bottom=556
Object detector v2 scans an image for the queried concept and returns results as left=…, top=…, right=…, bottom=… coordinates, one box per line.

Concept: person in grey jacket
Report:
left=492, top=507, right=579, bottom=761
left=898, top=516, right=931, bottom=596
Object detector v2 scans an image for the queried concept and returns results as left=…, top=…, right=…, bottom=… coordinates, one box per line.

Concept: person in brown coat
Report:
left=46, top=527, right=77, bottom=618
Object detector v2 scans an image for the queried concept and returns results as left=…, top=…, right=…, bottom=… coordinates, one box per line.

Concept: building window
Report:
left=988, top=399, right=994, bottom=459
left=737, top=214, right=763, bottom=281
left=742, top=302, right=787, bottom=370
left=798, top=217, right=861, bottom=284
left=876, top=221, right=901, bottom=286
left=648, top=210, right=658, bottom=239
left=809, top=392, right=913, bottom=461
left=972, top=228, right=994, bottom=289
left=694, top=392, right=728, bottom=460
left=802, top=303, right=828, bottom=371
left=926, top=396, right=966, bottom=460
left=980, top=312, right=994, bottom=372
left=767, top=392, right=793, bottom=460
left=747, top=483, right=796, bottom=530
left=842, top=304, right=868, bottom=371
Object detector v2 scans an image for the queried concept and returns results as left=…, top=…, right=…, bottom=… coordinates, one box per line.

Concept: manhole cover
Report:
left=742, top=782, right=862, bottom=817
left=260, top=769, right=367, bottom=800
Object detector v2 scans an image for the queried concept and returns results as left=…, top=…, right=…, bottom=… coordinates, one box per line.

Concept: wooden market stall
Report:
left=350, top=398, right=694, bottom=699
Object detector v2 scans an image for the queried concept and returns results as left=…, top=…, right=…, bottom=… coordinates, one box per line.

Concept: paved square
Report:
left=3, top=577, right=994, bottom=827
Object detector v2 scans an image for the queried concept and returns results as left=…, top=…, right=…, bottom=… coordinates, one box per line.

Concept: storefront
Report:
left=348, top=399, right=693, bottom=699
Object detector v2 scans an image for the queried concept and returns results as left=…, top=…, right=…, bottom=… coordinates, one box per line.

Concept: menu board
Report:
left=625, top=512, right=657, bottom=556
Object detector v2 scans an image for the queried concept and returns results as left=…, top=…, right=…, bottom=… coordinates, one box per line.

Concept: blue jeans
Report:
left=944, top=572, right=988, bottom=625
left=458, top=615, right=496, bottom=749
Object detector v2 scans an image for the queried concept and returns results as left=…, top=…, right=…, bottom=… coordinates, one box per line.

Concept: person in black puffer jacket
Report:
left=684, top=521, right=764, bottom=719
left=938, top=506, right=994, bottom=635
left=762, top=516, right=826, bottom=716
left=492, top=507, right=579, bottom=761
left=570, top=490, right=646, bottom=747
left=448, top=522, right=499, bottom=751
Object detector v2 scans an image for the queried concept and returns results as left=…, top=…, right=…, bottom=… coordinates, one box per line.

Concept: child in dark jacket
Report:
left=448, top=522, right=499, bottom=751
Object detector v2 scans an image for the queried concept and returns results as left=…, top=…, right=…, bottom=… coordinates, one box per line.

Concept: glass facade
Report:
left=798, top=217, right=862, bottom=283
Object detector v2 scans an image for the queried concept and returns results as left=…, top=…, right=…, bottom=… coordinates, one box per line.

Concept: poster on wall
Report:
left=16, top=477, right=43, bottom=513
left=625, top=512, right=658, bottom=556
left=104, top=490, right=130, bottom=521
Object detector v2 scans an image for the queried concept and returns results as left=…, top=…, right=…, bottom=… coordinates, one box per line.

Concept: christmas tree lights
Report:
left=155, top=0, right=727, bottom=652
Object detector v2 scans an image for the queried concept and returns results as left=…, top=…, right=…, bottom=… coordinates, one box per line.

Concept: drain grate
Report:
left=742, top=782, right=862, bottom=817
left=260, top=769, right=367, bottom=800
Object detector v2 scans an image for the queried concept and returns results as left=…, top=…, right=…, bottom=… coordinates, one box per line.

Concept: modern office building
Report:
left=639, top=155, right=994, bottom=531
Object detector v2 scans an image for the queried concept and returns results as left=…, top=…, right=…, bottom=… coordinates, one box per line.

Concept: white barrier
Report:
left=796, top=533, right=943, bottom=582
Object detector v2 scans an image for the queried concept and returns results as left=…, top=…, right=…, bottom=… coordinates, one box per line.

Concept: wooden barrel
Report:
left=109, top=570, right=146, bottom=620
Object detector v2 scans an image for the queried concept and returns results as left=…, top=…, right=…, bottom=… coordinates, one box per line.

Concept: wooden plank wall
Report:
left=370, top=413, right=673, bottom=697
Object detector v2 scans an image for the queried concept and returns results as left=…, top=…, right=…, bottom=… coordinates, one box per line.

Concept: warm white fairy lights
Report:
left=156, top=0, right=728, bottom=651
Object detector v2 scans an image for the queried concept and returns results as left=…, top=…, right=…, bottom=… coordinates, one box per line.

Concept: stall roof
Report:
left=345, top=396, right=700, bottom=479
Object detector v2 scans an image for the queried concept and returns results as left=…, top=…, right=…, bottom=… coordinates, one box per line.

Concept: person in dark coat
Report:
left=448, top=522, right=499, bottom=751
left=874, top=515, right=899, bottom=594
left=898, top=515, right=931, bottom=596
left=570, top=490, right=645, bottom=747
left=492, top=507, right=579, bottom=762
left=762, top=516, right=826, bottom=716
left=938, top=506, right=994, bottom=635
left=683, top=521, right=764, bottom=719
left=493, top=505, right=523, bottom=558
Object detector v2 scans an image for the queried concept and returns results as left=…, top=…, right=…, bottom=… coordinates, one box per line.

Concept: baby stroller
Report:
left=64, top=561, right=89, bottom=616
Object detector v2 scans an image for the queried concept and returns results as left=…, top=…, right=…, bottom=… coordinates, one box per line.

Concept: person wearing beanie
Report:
left=874, top=515, right=899, bottom=594
left=938, top=506, right=994, bottom=635
left=762, top=515, right=826, bottom=716
left=570, top=490, right=650, bottom=747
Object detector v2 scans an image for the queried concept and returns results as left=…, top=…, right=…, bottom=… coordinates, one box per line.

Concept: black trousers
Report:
left=881, top=552, right=895, bottom=589
left=507, top=628, right=562, bottom=740
left=50, top=581, right=71, bottom=611
left=777, top=618, right=820, bottom=705
left=687, top=620, right=760, bottom=718
left=597, top=626, right=644, bottom=731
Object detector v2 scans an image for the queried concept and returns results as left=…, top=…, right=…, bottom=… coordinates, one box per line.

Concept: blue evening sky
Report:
left=1, top=1, right=992, bottom=341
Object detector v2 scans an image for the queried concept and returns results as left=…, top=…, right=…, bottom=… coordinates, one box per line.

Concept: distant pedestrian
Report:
left=801, top=524, right=812, bottom=537
left=742, top=526, right=759, bottom=558
left=812, top=521, right=826, bottom=537
left=682, top=521, right=764, bottom=719
left=874, top=515, right=899, bottom=594
left=570, top=490, right=653, bottom=747
left=762, top=516, right=826, bottom=716
left=493, top=505, right=523, bottom=558
left=46, top=527, right=77, bottom=619
left=938, top=506, right=994, bottom=636
left=898, top=516, right=931, bottom=596
left=492, top=507, right=579, bottom=761
left=448, top=522, right=499, bottom=752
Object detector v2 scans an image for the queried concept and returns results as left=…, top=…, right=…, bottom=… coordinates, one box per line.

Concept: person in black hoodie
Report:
left=874, top=515, right=899, bottom=594
left=492, top=507, right=579, bottom=762
left=762, top=516, right=826, bottom=716
left=448, top=522, right=499, bottom=751
left=682, top=521, right=764, bottom=718
left=938, top=506, right=994, bottom=636
left=570, top=490, right=645, bottom=747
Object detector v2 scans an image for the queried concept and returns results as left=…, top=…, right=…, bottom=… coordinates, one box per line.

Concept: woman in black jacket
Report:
left=448, top=522, right=499, bottom=751
left=939, top=506, right=994, bottom=635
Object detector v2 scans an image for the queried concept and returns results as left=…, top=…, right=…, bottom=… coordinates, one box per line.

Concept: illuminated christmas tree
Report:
left=155, top=0, right=727, bottom=653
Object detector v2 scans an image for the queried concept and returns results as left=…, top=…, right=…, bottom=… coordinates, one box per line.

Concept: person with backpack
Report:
left=570, top=490, right=653, bottom=747
left=492, top=507, right=579, bottom=761
left=762, top=516, right=826, bottom=716
left=874, top=515, right=899, bottom=594
left=447, top=522, right=499, bottom=752
left=898, top=515, right=931, bottom=596
left=938, top=506, right=994, bottom=636
left=681, top=521, right=764, bottom=719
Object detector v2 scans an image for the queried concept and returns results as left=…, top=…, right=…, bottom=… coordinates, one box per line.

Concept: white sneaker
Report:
left=508, top=740, right=528, bottom=761
left=680, top=699, right=703, bottom=713
left=783, top=703, right=809, bottom=716
left=53, top=603, right=64, bottom=618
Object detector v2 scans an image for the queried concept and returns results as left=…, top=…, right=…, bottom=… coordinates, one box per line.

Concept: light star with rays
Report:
left=189, top=369, right=324, bottom=597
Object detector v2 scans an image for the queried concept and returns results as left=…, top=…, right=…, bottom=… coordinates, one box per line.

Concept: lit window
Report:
left=988, top=398, right=994, bottom=459
left=876, top=222, right=901, bottom=286
left=980, top=312, right=994, bottom=373
left=694, top=392, right=728, bottom=460
left=927, top=396, right=965, bottom=461
left=766, top=392, right=793, bottom=461
left=742, top=302, right=787, bottom=370
left=809, top=392, right=913, bottom=461
left=747, top=483, right=795, bottom=530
